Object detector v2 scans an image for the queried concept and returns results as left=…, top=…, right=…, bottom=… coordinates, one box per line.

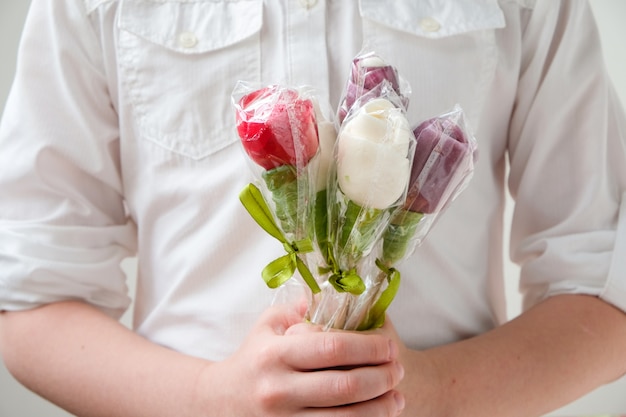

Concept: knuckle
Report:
left=370, top=336, right=388, bottom=361
left=331, top=372, right=361, bottom=399
left=255, top=341, right=284, bottom=370
left=318, top=334, right=345, bottom=361
left=254, top=376, right=287, bottom=412
left=254, top=345, right=275, bottom=369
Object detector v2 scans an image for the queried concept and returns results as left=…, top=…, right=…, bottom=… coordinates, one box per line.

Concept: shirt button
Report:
left=178, top=31, right=198, bottom=49
left=299, top=0, right=317, bottom=10
left=419, top=17, right=441, bottom=33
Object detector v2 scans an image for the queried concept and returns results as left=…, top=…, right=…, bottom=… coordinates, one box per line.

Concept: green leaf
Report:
left=382, top=209, right=424, bottom=266
left=262, top=165, right=299, bottom=233
left=314, top=189, right=331, bottom=264
left=339, top=199, right=385, bottom=261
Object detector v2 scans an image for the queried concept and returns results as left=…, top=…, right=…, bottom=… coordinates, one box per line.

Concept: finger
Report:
left=255, top=303, right=307, bottom=336
left=284, top=321, right=325, bottom=336
left=287, top=362, right=404, bottom=408
left=280, top=331, right=399, bottom=370
left=301, top=391, right=405, bottom=417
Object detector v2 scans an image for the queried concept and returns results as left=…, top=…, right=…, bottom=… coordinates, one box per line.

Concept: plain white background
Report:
left=1, top=1, right=625, bottom=416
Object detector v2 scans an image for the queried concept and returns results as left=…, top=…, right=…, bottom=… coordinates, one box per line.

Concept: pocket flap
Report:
left=119, top=0, right=263, bottom=54
left=359, top=0, right=505, bottom=39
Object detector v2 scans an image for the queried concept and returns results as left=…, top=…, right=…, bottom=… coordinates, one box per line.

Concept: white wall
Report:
left=1, top=1, right=625, bottom=416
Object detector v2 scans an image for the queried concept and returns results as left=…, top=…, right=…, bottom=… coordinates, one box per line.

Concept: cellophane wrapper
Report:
left=233, top=48, right=478, bottom=331
left=232, top=81, right=336, bottom=299
left=307, top=82, right=417, bottom=330
left=349, top=105, right=478, bottom=330
left=301, top=49, right=411, bottom=330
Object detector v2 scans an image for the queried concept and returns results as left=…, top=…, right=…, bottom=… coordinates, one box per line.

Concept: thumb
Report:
left=257, top=301, right=308, bottom=336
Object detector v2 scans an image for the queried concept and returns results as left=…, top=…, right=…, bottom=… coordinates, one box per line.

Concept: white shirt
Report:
left=1, top=0, right=625, bottom=360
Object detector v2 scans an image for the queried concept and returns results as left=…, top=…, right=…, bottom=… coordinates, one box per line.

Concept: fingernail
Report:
left=394, top=391, right=405, bottom=413
left=389, top=340, right=398, bottom=360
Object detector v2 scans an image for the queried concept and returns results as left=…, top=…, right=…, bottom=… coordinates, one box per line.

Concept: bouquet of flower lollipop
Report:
left=232, top=49, right=477, bottom=330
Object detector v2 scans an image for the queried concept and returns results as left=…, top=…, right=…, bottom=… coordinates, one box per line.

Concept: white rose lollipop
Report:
left=309, top=97, right=414, bottom=329
left=337, top=98, right=412, bottom=209
left=331, top=97, right=414, bottom=287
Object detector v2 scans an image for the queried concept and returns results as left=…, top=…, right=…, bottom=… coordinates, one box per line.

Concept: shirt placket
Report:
left=286, top=0, right=330, bottom=102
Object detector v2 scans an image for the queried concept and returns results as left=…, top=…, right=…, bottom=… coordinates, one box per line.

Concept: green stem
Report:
left=381, top=209, right=423, bottom=266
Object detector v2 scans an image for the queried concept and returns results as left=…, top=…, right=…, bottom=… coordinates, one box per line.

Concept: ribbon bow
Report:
left=239, top=183, right=321, bottom=294
left=328, top=268, right=366, bottom=295
left=318, top=246, right=366, bottom=296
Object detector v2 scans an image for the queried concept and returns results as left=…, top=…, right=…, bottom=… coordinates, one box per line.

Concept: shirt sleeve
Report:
left=507, top=0, right=626, bottom=312
left=0, top=0, right=137, bottom=319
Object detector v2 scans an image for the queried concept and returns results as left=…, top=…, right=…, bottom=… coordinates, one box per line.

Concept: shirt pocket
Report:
left=117, top=0, right=262, bottom=160
left=358, top=0, right=506, bottom=128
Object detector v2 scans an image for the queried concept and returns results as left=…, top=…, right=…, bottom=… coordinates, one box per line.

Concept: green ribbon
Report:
left=328, top=268, right=366, bottom=295
left=239, top=183, right=321, bottom=294
left=357, top=259, right=401, bottom=330
left=317, top=243, right=366, bottom=296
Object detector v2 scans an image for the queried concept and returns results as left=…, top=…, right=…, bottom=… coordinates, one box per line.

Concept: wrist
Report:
left=398, top=345, right=451, bottom=416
